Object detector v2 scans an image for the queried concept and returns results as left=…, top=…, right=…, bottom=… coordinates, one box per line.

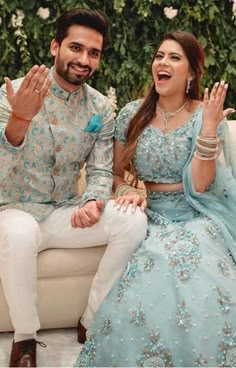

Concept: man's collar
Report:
left=49, top=67, right=82, bottom=101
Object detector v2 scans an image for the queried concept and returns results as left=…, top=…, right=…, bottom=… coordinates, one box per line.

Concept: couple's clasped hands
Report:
left=71, top=200, right=105, bottom=228
left=71, top=190, right=147, bottom=228
left=71, top=193, right=146, bottom=228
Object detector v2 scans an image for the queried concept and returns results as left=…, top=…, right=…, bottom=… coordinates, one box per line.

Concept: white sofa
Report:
left=0, top=120, right=235, bottom=332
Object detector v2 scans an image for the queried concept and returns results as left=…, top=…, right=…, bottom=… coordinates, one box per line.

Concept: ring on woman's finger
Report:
left=34, top=88, right=41, bottom=93
left=210, top=96, right=215, bottom=101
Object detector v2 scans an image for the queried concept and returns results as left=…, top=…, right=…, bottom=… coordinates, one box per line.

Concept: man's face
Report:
left=51, top=25, right=103, bottom=92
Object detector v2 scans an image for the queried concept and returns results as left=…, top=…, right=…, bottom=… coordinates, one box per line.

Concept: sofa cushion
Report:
left=227, top=120, right=236, bottom=177
left=38, top=245, right=106, bottom=279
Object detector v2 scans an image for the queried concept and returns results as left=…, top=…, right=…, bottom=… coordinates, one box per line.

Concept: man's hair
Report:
left=55, top=8, right=109, bottom=49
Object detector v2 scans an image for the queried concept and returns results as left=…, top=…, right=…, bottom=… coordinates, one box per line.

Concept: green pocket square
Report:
left=84, top=114, right=103, bottom=132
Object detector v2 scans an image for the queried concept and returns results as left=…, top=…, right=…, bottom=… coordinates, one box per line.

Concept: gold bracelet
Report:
left=197, top=135, right=220, bottom=144
left=196, top=142, right=219, bottom=153
left=198, top=134, right=218, bottom=138
left=194, top=151, right=218, bottom=160
left=115, top=183, right=139, bottom=198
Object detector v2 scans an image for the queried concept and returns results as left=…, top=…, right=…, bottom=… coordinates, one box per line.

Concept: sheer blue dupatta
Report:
left=183, top=109, right=236, bottom=261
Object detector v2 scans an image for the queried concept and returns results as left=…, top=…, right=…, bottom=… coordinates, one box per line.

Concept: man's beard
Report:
left=55, top=60, right=93, bottom=86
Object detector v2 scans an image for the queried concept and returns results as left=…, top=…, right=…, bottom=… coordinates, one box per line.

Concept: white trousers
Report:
left=0, top=200, right=147, bottom=334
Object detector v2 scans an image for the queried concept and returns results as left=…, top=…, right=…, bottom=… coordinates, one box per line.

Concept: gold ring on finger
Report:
left=210, top=96, right=215, bottom=101
left=34, top=88, right=41, bottom=93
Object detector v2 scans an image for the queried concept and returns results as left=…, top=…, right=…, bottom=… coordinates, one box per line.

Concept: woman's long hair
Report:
left=120, top=30, right=205, bottom=186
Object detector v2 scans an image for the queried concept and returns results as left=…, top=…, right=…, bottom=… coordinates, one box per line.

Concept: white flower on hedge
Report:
left=37, top=7, right=50, bottom=20
left=11, top=9, right=25, bottom=28
left=14, top=29, right=23, bottom=37
left=164, top=6, right=178, bottom=19
left=233, top=0, right=236, bottom=16
left=106, top=87, right=118, bottom=117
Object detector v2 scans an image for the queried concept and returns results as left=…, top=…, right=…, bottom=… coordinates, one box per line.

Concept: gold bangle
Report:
left=194, top=151, right=218, bottom=160
left=198, top=135, right=218, bottom=138
left=197, top=135, right=219, bottom=144
left=115, top=183, right=139, bottom=198
left=196, top=142, right=219, bottom=153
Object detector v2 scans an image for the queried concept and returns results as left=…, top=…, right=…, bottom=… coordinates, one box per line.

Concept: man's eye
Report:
left=71, top=46, right=80, bottom=51
left=90, top=51, right=99, bottom=57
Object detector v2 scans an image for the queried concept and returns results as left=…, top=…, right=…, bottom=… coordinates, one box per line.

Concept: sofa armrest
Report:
left=226, top=120, right=236, bottom=177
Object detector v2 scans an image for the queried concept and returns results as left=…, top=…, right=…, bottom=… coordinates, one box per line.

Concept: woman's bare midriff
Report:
left=144, top=181, right=183, bottom=192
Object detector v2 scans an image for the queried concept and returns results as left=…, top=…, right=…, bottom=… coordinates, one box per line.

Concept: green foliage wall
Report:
left=0, top=0, right=235, bottom=114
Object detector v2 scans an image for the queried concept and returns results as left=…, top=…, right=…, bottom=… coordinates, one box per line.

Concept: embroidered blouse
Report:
left=115, top=99, right=224, bottom=184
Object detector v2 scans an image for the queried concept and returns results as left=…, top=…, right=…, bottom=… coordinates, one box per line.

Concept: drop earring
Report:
left=186, top=79, right=191, bottom=94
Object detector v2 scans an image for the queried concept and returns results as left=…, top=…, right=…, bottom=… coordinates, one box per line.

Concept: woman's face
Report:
left=152, top=39, right=193, bottom=97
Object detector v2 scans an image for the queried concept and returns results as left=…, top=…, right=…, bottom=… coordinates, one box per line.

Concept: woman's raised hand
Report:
left=202, top=81, right=235, bottom=133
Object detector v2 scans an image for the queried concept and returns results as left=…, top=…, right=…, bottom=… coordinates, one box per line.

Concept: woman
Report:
left=75, top=31, right=236, bottom=367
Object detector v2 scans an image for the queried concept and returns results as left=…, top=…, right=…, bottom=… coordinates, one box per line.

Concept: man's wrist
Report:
left=11, top=112, right=31, bottom=123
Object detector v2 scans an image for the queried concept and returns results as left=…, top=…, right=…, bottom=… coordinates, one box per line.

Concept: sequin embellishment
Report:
left=101, top=317, right=112, bottom=335
left=176, top=300, right=192, bottom=328
left=194, top=354, right=208, bottom=367
left=143, top=256, right=155, bottom=272
left=165, top=226, right=201, bottom=281
left=130, top=302, right=146, bottom=326
left=218, top=323, right=236, bottom=367
left=117, top=253, right=138, bottom=302
left=217, top=287, right=235, bottom=313
left=76, top=334, right=97, bottom=367
left=137, top=330, right=173, bottom=367
left=218, top=260, right=230, bottom=277
left=143, top=356, right=165, bottom=367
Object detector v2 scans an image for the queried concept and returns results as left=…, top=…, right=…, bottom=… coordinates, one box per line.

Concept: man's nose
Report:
left=78, top=52, right=90, bottom=66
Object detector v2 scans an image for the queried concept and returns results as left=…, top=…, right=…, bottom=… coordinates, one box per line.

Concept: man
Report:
left=0, top=8, right=147, bottom=367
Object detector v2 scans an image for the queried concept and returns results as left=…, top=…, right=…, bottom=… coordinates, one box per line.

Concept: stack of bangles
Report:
left=115, top=183, right=140, bottom=198
left=194, top=135, right=220, bottom=160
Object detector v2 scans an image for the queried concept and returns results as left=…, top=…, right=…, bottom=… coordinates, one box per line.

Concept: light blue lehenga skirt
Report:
left=75, top=190, right=236, bottom=367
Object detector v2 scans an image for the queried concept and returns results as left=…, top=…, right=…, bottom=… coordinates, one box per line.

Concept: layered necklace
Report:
left=156, top=101, right=188, bottom=133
